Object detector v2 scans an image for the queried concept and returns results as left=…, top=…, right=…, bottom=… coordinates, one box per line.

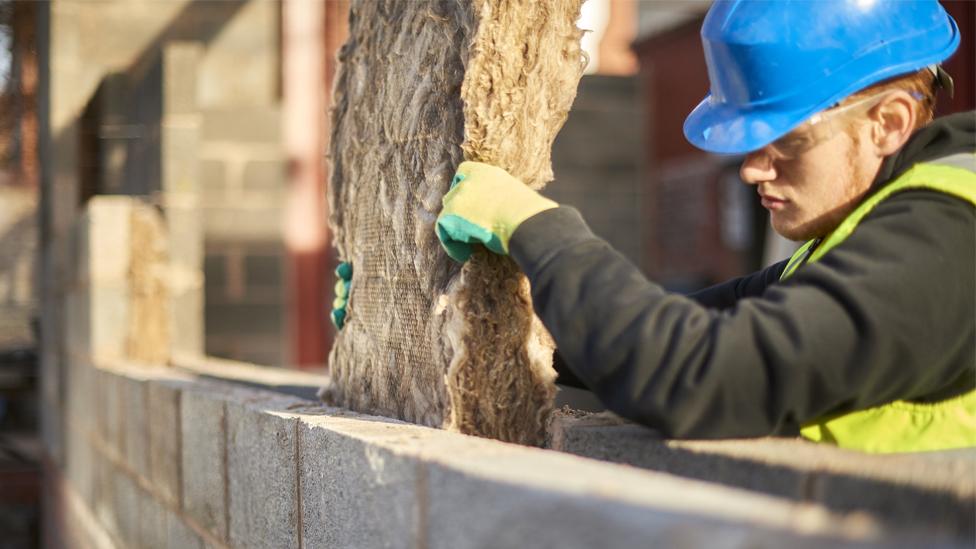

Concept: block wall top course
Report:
left=548, top=411, right=976, bottom=501
left=85, top=357, right=974, bottom=547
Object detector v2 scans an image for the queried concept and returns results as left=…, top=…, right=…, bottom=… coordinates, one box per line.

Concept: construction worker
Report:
left=433, top=0, right=976, bottom=453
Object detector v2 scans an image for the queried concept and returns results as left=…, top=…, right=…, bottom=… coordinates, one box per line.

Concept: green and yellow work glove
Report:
left=331, top=261, right=352, bottom=330
left=436, top=161, right=558, bottom=262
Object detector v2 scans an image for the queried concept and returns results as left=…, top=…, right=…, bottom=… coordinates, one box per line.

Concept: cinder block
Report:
left=65, top=356, right=96, bottom=434
left=170, top=287, right=203, bottom=357
left=138, top=491, right=170, bottom=549
left=299, top=419, right=418, bottom=548
left=815, top=472, right=976, bottom=541
left=121, top=376, right=150, bottom=482
left=162, top=124, right=201, bottom=195
left=201, top=107, right=281, bottom=142
left=226, top=400, right=300, bottom=549
left=166, top=201, right=203, bottom=357
left=90, top=285, right=131, bottom=359
left=200, top=160, right=227, bottom=198
left=426, top=463, right=708, bottom=549
left=93, top=456, right=119, bottom=541
left=96, top=370, right=124, bottom=461
left=547, top=411, right=976, bottom=541
left=64, top=420, right=96, bottom=508
left=181, top=389, right=228, bottom=541
left=115, top=469, right=141, bottom=547
left=167, top=512, right=205, bottom=549
left=85, top=198, right=132, bottom=285
left=242, top=160, right=284, bottom=192
left=64, top=290, right=92, bottom=358
left=148, top=380, right=183, bottom=506
left=162, top=42, right=202, bottom=116
left=64, top=359, right=97, bottom=506
left=548, top=418, right=805, bottom=501
left=423, top=450, right=885, bottom=549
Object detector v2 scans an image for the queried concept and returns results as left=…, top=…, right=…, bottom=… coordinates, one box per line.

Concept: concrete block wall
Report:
left=46, top=358, right=974, bottom=549
left=548, top=411, right=976, bottom=541
left=198, top=105, right=288, bottom=367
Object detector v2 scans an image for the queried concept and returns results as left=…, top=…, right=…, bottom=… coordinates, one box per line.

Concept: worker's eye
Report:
left=777, top=132, right=813, bottom=149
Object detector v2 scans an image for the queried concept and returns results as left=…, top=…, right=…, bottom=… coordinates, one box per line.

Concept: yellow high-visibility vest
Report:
left=780, top=154, right=976, bottom=453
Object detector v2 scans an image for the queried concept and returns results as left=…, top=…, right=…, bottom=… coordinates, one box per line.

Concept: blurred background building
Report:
left=0, top=1, right=973, bottom=545
left=3, top=0, right=970, bottom=369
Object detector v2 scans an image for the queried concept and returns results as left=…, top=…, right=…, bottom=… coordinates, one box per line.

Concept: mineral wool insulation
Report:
left=323, top=0, right=585, bottom=446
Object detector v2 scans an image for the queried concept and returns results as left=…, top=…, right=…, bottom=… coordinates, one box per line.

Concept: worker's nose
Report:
left=739, top=149, right=777, bottom=185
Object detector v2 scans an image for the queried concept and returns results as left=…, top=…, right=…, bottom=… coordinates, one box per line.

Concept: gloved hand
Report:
left=436, top=161, right=558, bottom=262
left=331, top=261, right=352, bottom=330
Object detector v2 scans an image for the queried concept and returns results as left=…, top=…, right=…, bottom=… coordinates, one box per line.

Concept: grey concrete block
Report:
left=547, top=411, right=976, bottom=540
left=148, top=380, right=183, bottom=507
left=203, top=206, right=283, bottom=243
left=64, top=361, right=97, bottom=505
left=96, top=370, right=124, bottom=461
left=121, top=376, right=150, bottom=482
left=200, top=160, right=227, bottom=198
left=201, top=108, right=281, bottom=143
left=64, top=290, right=92, bottom=359
left=93, top=456, right=120, bottom=542
left=162, top=124, right=201, bottom=195
left=242, top=160, right=284, bottom=192
left=425, top=462, right=848, bottom=549
left=166, top=202, right=204, bottom=357
left=84, top=198, right=132, bottom=286
left=162, top=42, right=202, bottom=116
left=196, top=0, right=277, bottom=107
left=548, top=418, right=807, bottom=500
left=64, top=420, right=97, bottom=508
left=226, top=400, right=300, bottom=549
left=299, top=420, right=418, bottom=549
left=815, top=472, right=975, bottom=540
left=90, top=285, right=131, bottom=359
left=422, top=448, right=914, bottom=549
left=167, top=512, right=205, bottom=549
left=114, top=469, right=141, bottom=548
left=139, top=491, right=169, bottom=549
left=181, top=389, right=228, bottom=541
left=170, top=287, right=204, bottom=357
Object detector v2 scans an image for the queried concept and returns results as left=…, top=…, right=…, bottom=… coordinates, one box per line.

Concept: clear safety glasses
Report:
left=764, top=92, right=891, bottom=160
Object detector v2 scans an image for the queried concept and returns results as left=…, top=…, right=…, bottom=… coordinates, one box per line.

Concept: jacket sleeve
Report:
left=508, top=195, right=975, bottom=438
left=686, top=260, right=788, bottom=309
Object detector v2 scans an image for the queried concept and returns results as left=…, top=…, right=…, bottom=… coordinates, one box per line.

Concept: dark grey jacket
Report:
left=511, top=112, right=976, bottom=438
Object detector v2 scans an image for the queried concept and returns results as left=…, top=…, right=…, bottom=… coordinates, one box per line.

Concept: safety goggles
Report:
left=764, top=92, right=891, bottom=160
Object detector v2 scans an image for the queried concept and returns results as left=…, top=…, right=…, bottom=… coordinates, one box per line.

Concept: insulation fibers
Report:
left=126, top=203, right=170, bottom=364
left=324, top=0, right=585, bottom=446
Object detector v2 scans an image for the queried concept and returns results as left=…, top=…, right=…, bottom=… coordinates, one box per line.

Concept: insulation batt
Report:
left=323, top=0, right=585, bottom=446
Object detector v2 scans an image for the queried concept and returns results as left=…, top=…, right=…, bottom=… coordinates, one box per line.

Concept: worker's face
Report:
left=739, top=103, right=885, bottom=241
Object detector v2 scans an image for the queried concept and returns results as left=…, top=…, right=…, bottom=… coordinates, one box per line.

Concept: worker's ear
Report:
left=869, top=91, right=916, bottom=156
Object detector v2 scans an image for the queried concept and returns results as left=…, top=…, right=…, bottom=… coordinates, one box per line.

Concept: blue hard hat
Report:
left=683, top=0, right=960, bottom=154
